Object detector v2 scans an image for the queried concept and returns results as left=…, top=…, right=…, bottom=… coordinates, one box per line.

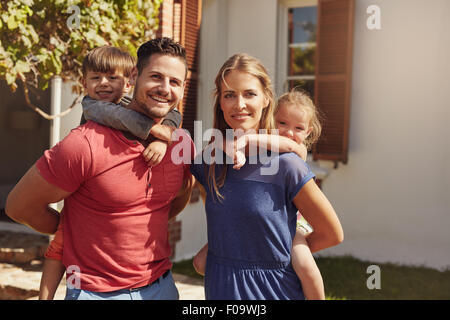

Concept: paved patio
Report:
left=0, top=222, right=204, bottom=300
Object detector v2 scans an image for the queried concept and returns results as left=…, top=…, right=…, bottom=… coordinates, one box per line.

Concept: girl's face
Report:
left=220, top=70, right=269, bottom=131
left=275, top=102, right=312, bottom=145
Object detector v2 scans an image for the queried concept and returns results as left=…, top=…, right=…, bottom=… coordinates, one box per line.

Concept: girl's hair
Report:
left=82, top=46, right=135, bottom=78
left=207, top=53, right=276, bottom=201
left=275, top=88, right=322, bottom=150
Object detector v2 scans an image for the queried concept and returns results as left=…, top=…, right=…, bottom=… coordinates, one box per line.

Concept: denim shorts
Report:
left=64, top=270, right=179, bottom=300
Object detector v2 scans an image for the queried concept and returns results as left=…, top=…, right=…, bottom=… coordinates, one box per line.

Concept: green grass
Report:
left=316, top=255, right=450, bottom=300
left=173, top=255, right=450, bottom=300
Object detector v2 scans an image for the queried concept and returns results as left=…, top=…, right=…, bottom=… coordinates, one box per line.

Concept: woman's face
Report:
left=219, top=70, right=269, bottom=132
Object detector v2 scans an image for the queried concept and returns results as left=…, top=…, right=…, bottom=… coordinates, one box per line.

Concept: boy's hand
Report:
left=142, top=140, right=168, bottom=167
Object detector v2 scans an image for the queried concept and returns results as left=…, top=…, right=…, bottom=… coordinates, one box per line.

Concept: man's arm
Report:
left=168, top=174, right=196, bottom=220
left=5, top=165, right=71, bottom=234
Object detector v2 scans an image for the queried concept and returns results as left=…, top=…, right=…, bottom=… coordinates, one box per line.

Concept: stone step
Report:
left=0, top=231, right=49, bottom=264
left=0, top=259, right=66, bottom=300
left=0, top=224, right=204, bottom=300
left=0, top=259, right=203, bottom=300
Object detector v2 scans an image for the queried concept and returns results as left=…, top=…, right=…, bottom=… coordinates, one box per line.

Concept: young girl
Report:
left=193, top=88, right=326, bottom=299
left=191, top=53, right=343, bottom=300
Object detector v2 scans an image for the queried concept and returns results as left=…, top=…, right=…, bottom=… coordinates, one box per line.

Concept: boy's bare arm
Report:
left=149, top=124, right=176, bottom=143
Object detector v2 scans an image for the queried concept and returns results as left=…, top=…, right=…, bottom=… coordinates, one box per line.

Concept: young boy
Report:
left=39, top=46, right=182, bottom=300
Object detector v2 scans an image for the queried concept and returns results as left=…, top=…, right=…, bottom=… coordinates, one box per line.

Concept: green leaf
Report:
left=5, top=71, right=16, bottom=85
left=15, top=60, right=31, bottom=73
left=0, top=0, right=162, bottom=98
left=7, top=15, right=18, bottom=30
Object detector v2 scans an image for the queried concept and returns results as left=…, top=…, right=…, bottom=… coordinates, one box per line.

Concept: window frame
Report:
left=276, top=0, right=318, bottom=96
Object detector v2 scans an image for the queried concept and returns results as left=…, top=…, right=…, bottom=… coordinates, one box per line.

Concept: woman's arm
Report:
left=168, top=175, right=196, bottom=220
left=293, top=179, right=343, bottom=253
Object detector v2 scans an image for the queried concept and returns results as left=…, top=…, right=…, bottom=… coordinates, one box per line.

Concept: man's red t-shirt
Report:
left=36, top=121, right=193, bottom=292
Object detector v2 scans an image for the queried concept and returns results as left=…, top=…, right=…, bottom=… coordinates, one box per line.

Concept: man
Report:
left=5, top=38, right=195, bottom=300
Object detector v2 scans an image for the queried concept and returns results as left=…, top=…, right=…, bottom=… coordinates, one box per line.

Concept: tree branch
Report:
left=21, top=78, right=82, bottom=120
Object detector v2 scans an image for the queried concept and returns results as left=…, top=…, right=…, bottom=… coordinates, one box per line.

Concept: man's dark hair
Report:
left=136, top=37, right=188, bottom=78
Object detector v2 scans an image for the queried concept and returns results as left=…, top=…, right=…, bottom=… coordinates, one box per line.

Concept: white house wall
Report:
left=196, top=0, right=450, bottom=270
left=318, top=0, right=450, bottom=270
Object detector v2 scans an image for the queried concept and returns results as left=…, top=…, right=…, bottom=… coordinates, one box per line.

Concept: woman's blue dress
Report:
left=190, top=152, right=315, bottom=300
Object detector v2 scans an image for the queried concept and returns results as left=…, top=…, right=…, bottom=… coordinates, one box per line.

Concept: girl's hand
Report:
left=142, top=140, right=168, bottom=167
left=296, top=143, right=308, bottom=161
left=233, top=135, right=248, bottom=170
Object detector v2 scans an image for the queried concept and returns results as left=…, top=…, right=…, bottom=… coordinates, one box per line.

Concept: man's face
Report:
left=131, top=54, right=186, bottom=120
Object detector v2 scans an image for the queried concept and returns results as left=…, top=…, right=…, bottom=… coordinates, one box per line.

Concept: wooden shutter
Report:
left=179, top=0, right=202, bottom=137
left=313, top=0, right=354, bottom=165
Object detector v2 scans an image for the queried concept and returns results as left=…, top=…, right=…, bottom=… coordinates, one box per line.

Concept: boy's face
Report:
left=275, top=102, right=312, bottom=145
left=82, top=70, right=131, bottom=104
left=130, top=53, right=186, bottom=120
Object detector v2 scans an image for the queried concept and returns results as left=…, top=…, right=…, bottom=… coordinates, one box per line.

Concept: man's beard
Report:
left=136, top=99, right=174, bottom=119
left=133, top=83, right=177, bottom=119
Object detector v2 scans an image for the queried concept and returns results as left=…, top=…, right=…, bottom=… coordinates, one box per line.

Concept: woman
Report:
left=190, top=53, right=343, bottom=300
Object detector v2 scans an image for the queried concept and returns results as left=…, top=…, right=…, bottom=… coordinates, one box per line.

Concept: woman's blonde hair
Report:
left=275, top=88, right=322, bottom=150
left=207, top=53, right=276, bottom=201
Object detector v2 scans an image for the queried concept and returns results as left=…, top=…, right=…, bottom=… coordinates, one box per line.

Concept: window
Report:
left=287, top=6, right=317, bottom=97
left=277, top=0, right=318, bottom=97
left=278, top=0, right=354, bottom=165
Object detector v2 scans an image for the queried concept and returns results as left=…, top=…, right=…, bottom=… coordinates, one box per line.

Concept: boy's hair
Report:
left=82, top=46, right=135, bottom=78
left=136, top=37, right=188, bottom=78
left=276, top=88, right=322, bottom=150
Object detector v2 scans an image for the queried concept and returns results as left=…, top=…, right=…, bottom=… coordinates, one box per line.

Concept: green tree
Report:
left=0, top=0, right=163, bottom=119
